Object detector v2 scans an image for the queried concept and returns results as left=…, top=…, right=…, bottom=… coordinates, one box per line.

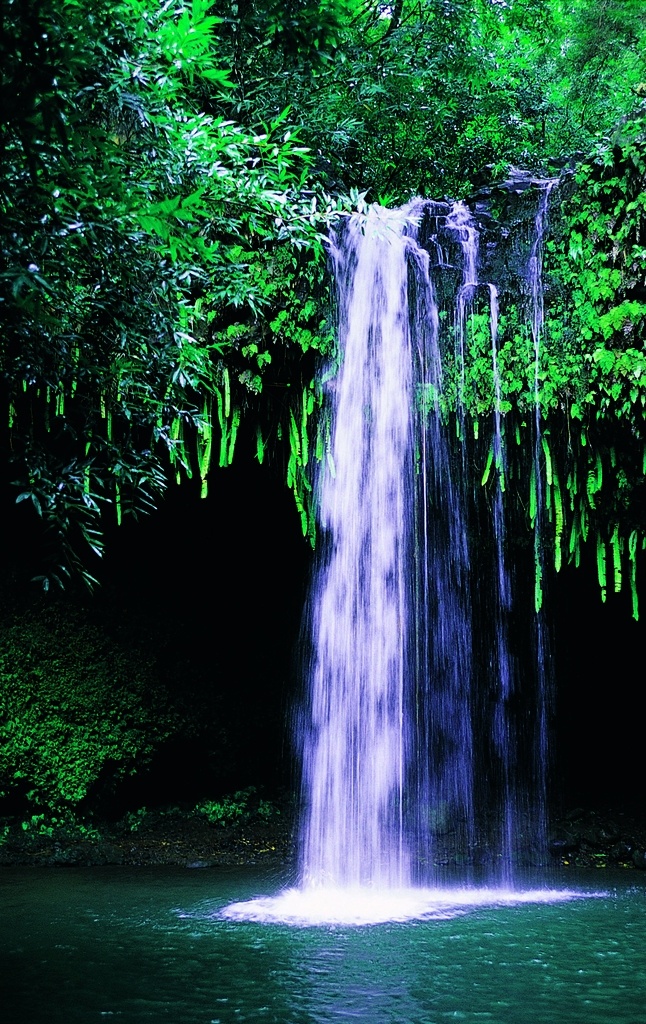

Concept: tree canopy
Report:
left=2, top=0, right=646, bottom=603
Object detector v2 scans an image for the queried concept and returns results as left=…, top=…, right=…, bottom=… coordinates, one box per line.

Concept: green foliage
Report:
left=213, top=0, right=646, bottom=200
left=121, top=805, right=182, bottom=832
left=3, top=0, right=646, bottom=607
left=526, top=110, right=646, bottom=615
left=551, top=112, right=646, bottom=421
left=16, top=811, right=102, bottom=842
left=194, top=786, right=279, bottom=826
left=123, top=807, right=151, bottom=833
left=0, top=602, right=174, bottom=812
left=1, top=0, right=344, bottom=583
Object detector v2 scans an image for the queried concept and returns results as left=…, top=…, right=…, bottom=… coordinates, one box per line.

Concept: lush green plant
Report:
left=15, top=811, right=102, bottom=842
left=536, top=111, right=646, bottom=615
left=1, top=0, right=346, bottom=585
left=209, top=0, right=646, bottom=200
left=123, top=807, right=150, bottom=834
left=121, top=805, right=184, bottom=832
left=194, top=786, right=279, bottom=826
left=3, top=0, right=646, bottom=615
left=0, top=601, right=174, bottom=813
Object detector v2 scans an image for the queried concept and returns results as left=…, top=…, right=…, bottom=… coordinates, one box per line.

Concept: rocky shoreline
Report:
left=1, top=806, right=645, bottom=871
left=0, top=813, right=295, bottom=869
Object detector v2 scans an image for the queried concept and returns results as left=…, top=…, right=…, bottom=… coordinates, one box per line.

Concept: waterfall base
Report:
left=221, top=885, right=584, bottom=927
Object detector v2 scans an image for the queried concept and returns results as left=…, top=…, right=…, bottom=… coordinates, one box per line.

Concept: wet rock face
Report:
left=632, top=849, right=646, bottom=870
left=466, top=170, right=561, bottom=303
left=548, top=807, right=646, bottom=869
left=409, top=171, right=562, bottom=313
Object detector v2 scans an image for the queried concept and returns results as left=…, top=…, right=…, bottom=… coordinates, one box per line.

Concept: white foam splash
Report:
left=220, top=886, right=588, bottom=927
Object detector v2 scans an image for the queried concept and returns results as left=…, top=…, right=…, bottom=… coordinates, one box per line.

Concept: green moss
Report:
left=0, top=603, right=174, bottom=814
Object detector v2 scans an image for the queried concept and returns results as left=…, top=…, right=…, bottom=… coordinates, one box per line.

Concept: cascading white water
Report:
left=222, top=184, right=570, bottom=927
left=299, top=205, right=415, bottom=888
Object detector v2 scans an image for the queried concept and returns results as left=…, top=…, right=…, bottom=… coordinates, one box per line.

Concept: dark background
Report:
left=3, top=442, right=643, bottom=816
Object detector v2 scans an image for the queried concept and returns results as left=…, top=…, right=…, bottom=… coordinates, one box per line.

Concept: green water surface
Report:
left=1, top=867, right=645, bottom=1024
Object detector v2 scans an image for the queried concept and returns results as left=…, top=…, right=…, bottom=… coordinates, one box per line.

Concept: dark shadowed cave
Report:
left=2, top=420, right=644, bottom=829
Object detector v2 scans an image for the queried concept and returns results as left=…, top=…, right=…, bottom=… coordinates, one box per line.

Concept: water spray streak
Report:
left=527, top=181, right=557, bottom=853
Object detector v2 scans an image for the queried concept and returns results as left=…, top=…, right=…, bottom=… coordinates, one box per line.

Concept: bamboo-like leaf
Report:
left=596, top=533, right=607, bottom=602
left=199, top=431, right=212, bottom=479
left=566, top=464, right=577, bottom=511
left=629, top=530, right=639, bottom=620
left=227, top=407, right=240, bottom=464
left=293, top=489, right=307, bottom=536
left=301, top=389, right=309, bottom=468
left=553, top=469, right=563, bottom=572
left=529, top=461, right=537, bottom=527
left=481, top=443, right=494, bottom=487
left=611, top=524, right=622, bottom=593
left=569, top=513, right=579, bottom=556
left=223, top=367, right=231, bottom=419
left=541, top=435, right=552, bottom=486
left=84, top=440, right=91, bottom=496
left=289, top=410, right=301, bottom=463
left=534, top=552, right=543, bottom=613
left=71, top=343, right=79, bottom=396
left=115, top=480, right=121, bottom=527
left=256, top=427, right=265, bottom=465
left=215, top=389, right=228, bottom=467
left=199, top=397, right=213, bottom=481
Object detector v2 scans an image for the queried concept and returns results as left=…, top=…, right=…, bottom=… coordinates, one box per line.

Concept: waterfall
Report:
left=223, top=183, right=564, bottom=925
left=296, top=187, right=560, bottom=889
left=415, top=200, right=475, bottom=875
left=488, top=281, right=516, bottom=876
left=298, top=206, right=414, bottom=888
